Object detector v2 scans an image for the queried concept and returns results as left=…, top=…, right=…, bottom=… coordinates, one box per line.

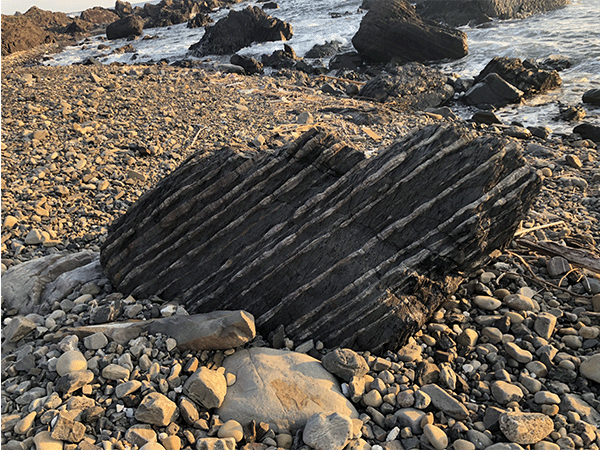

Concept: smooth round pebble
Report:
left=218, top=420, right=243, bottom=442
left=423, top=424, right=448, bottom=450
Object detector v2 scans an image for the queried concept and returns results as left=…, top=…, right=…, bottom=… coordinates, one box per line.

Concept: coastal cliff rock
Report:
left=79, top=7, right=120, bottom=25
left=188, top=6, right=293, bottom=56
left=352, top=0, right=468, bottom=64
left=416, top=0, right=569, bottom=27
left=101, top=123, right=541, bottom=352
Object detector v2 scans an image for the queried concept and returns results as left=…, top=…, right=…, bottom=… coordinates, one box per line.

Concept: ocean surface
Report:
left=45, top=0, right=600, bottom=134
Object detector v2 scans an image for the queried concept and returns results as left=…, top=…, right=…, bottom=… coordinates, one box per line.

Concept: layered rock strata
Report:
left=101, top=123, right=541, bottom=351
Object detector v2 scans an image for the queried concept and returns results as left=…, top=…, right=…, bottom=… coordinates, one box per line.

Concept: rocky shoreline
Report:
left=2, top=31, right=600, bottom=450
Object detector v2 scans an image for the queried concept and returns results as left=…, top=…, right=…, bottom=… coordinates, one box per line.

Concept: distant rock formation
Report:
left=188, top=6, right=293, bottom=56
left=101, top=123, right=541, bottom=352
left=352, top=0, right=468, bottom=64
left=416, top=0, right=569, bottom=27
left=358, top=62, right=454, bottom=110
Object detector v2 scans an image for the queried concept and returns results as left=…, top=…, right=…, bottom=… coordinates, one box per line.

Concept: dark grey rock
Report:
left=100, top=124, right=541, bottom=352
left=189, top=7, right=292, bottom=56
left=464, top=73, right=523, bottom=107
left=106, top=15, right=144, bottom=40
left=352, top=0, right=468, bottom=64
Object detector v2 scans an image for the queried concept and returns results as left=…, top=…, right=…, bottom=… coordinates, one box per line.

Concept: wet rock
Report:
left=475, top=57, right=562, bottom=96
left=352, top=0, right=468, bottom=64
left=305, top=41, right=343, bottom=58
left=464, top=73, right=523, bottom=107
left=218, top=348, right=358, bottom=431
left=106, top=15, right=144, bottom=40
left=187, top=13, right=213, bottom=28
left=582, top=88, right=600, bottom=106
left=573, top=123, right=600, bottom=143
left=416, top=0, right=568, bottom=27
left=189, top=7, right=293, bottom=56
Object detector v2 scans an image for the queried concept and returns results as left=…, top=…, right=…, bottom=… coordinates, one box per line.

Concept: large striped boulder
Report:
left=100, top=123, right=541, bottom=352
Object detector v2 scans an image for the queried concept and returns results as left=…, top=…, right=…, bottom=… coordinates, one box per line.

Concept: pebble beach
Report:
left=2, top=45, right=600, bottom=450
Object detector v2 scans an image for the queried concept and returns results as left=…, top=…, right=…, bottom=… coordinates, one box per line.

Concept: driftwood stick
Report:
left=514, top=221, right=565, bottom=237
left=507, top=251, right=591, bottom=299
left=516, top=239, right=600, bottom=274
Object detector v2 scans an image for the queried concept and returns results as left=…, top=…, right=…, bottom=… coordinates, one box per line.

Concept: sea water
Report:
left=45, top=0, right=599, bottom=133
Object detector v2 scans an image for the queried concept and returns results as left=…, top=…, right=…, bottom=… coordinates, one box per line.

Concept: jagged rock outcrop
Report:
left=352, top=0, right=468, bottom=64
left=115, top=0, right=133, bottom=18
left=106, top=15, right=144, bottom=40
left=475, top=56, right=562, bottom=97
left=261, top=44, right=300, bottom=69
left=1, top=15, right=55, bottom=56
left=187, top=12, right=213, bottom=28
left=416, top=0, right=569, bottom=27
left=358, top=63, right=454, bottom=109
left=188, top=6, right=293, bottom=57
left=101, top=124, right=541, bottom=352
left=80, top=7, right=120, bottom=25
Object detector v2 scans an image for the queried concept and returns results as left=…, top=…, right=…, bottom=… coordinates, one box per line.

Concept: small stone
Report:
left=4, top=215, right=19, bottom=229
left=179, top=397, right=199, bottom=425
left=83, top=332, right=108, bottom=350
left=504, top=342, right=533, bottom=364
left=453, top=439, right=476, bottom=450
left=394, top=408, right=425, bottom=435
left=217, top=420, right=243, bottom=442
left=102, top=364, right=130, bottom=380
left=579, top=353, right=600, bottom=383
left=161, top=435, right=181, bottom=450
left=183, top=367, right=227, bottom=409
left=140, top=443, right=166, bottom=450
left=322, top=348, right=369, bottom=382
left=363, top=390, right=383, bottom=408
left=297, top=112, right=314, bottom=124
left=303, top=412, right=352, bottom=450
left=534, top=312, right=557, bottom=340
left=499, top=412, right=553, bottom=444
left=423, top=424, right=448, bottom=450
left=126, top=425, right=157, bottom=447
left=547, top=256, right=570, bottom=277
left=456, top=329, right=478, bottom=347
left=533, top=443, right=559, bottom=450
left=56, top=350, right=88, bottom=376
left=276, top=433, right=293, bottom=448
left=116, top=380, right=143, bottom=398
left=474, top=295, right=502, bottom=310
left=14, top=412, right=36, bottom=435
left=33, top=431, right=63, bottom=450
left=3, top=316, right=37, bottom=342
left=196, top=438, right=236, bottom=450
left=420, top=384, right=469, bottom=420
left=534, top=391, right=560, bottom=405
left=396, top=338, right=422, bottom=362
left=135, top=392, right=178, bottom=427
left=51, top=413, right=86, bottom=443
left=491, top=381, right=523, bottom=405
left=503, top=294, right=536, bottom=311
left=55, top=370, right=94, bottom=395
left=565, top=154, right=583, bottom=169
left=25, top=229, right=45, bottom=245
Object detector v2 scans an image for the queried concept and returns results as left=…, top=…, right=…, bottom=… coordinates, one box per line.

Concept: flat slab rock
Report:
left=217, top=348, right=358, bottom=432
left=101, top=123, right=541, bottom=352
